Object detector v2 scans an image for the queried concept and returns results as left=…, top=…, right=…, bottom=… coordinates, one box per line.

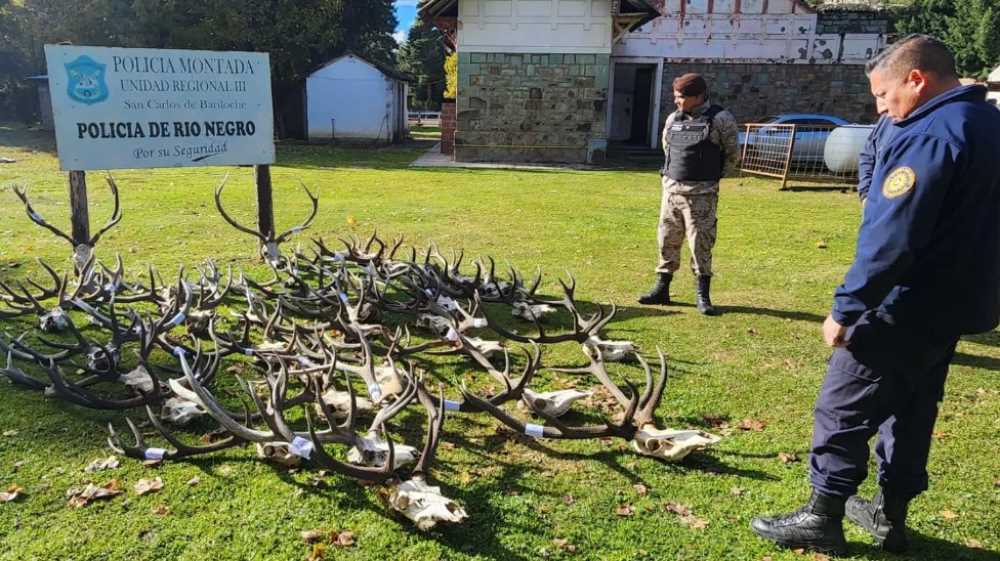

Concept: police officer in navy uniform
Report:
left=751, top=35, right=1000, bottom=556
left=857, top=99, right=892, bottom=204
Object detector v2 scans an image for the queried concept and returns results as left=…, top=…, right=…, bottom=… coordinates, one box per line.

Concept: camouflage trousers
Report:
left=655, top=189, right=718, bottom=277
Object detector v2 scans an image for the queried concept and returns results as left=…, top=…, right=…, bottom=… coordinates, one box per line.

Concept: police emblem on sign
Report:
left=882, top=166, right=916, bottom=199
left=64, top=55, right=109, bottom=105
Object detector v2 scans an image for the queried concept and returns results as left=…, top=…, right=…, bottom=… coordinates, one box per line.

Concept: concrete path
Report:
left=409, top=143, right=594, bottom=171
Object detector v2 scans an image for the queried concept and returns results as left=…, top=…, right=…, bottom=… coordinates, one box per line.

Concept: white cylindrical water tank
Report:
left=824, top=125, right=876, bottom=173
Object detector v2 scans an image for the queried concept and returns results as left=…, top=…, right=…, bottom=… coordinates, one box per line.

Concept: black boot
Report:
left=638, top=273, right=672, bottom=305
left=696, top=275, right=719, bottom=315
left=845, top=489, right=910, bottom=553
left=751, top=490, right=848, bottom=556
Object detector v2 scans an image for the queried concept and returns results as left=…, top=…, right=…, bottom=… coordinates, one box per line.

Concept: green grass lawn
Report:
left=0, top=124, right=997, bottom=561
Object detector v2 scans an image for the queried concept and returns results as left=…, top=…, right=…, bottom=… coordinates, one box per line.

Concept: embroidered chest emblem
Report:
left=882, top=166, right=916, bottom=199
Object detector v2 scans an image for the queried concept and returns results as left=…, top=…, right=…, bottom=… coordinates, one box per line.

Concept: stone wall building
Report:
left=422, top=0, right=888, bottom=163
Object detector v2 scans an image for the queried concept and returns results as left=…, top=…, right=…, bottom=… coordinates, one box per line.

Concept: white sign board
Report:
left=44, top=44, right=275, bottom=171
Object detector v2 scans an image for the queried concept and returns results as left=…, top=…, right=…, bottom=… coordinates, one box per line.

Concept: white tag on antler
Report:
left=144, top=448, right=167, bottom=461
left=367, top=383, right=383, bottom=402
left=167, top=312, right=186, bottom=328
left=243, top=347, right=255, bottom=356
left=172, top=346, right=186, bottom=358
left=338, top=292, right=349, bottom=303
left=524, top=424, right=545, bottom=438
left=28, top=211, right=43, bottom=223
left=470, top=318, right=487, bottom=329
left=289, top=226, right=304, bottom=235
left=443, top=399, right=461, bottom=412
left=289, top=436, right=314, bottom=459
left=444, top=327, right=460, bottom=342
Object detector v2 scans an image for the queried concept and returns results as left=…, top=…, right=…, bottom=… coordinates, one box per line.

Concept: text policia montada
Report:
left=76, top=120, right=257, bottom=139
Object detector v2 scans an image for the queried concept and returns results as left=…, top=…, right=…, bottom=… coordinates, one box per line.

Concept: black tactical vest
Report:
left=663, top=104, right=725, bottom=182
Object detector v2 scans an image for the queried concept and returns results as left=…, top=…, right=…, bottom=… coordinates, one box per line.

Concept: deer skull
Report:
left=346, top=432, right=418, bottom=469
left=260, top=241, right=282, bottom=268
left=374, top=363, right=404, bottom=398
left=315, top=388, right=374, bottom=419
left=519, top=388, right=593, bottom=417
left=512, top=301, right=557, bottom=322
left=465, top=337, right=505, bottom=357
left=389, top=476, right=468, bottom=530
left=584, top=336, right=636, bottom=362
left=160, top=396, right=206, bottom=425
left=86, top=345, right=120, bottom=373
left=120, top=365, right=156, bottom=393
left=630, top=425, right=722, bottom=462
left=255, top=437, right=314, bottom=468
left=38, top=307, right=69, bottom=332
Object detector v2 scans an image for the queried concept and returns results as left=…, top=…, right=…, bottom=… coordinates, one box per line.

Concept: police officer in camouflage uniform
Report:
left=638, top=73, right=739, bottom=315
left=751, top=35, right=1000, bottom=556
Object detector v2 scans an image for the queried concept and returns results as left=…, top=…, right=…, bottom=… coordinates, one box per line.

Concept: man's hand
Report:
left=822, top=315, right=848, bottom=347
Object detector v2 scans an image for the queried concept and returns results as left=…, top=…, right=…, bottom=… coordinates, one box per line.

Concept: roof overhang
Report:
left=419, top=0, right=457, bottom=19
left=420, top=0, right=662, bottom=47
left=612, top=0, right=662, bottom=43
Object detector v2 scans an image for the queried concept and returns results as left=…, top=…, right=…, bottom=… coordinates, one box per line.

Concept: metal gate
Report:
left=739, top=123, right=872, bottom=190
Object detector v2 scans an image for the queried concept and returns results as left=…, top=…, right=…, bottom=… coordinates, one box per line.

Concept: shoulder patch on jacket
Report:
left=882, top=166, right=916, bottom=199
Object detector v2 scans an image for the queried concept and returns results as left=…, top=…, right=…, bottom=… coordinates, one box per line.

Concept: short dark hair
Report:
left=865, top=34, right=958, bottom=79
left=673, top=73, right=707, bottom=97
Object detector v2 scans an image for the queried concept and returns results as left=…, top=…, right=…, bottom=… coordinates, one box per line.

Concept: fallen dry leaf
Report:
left=615, top=504, right=635, bottom=517
left=134, top=477, right=164, bottom=496
left=66, top=480, right=123, bottom=508
left=731, top=486, right=746, bottom=497
left=151, top=504, right=170, bottom=516
left=762, top=557, right=774, bottom=561
left=812, top=553, right=831, bottom=561
left=305, top=543, right=326, bottom=561
left=737, top=418, right=767, bottom=432
left=634, top=483, right=649, bottom=496
left=2, top=430, right=18, bottom=437
left=965, top=539, right=983, bottom=549
left=816, top=241, right=828, bottom=249
left=940, top=510, right=959, bottom=520
left=665, top=502, right=691, bottom=516
left=665, top=501, right=707, bottom=529
left=701, top=415, right=728, bottom=429
left=84, top=456, right=120, bottom=473
left=778, top=452, right=800, bottom=464
left=553, top=538, right=577, bottom=552
left=563, top=494, right=575, bottom=505
left=994, top=479, right=1000, bottom=488
left=13, top=460, right=26, bottom=471
left=332, top=530, right=355, bottom=547
left=186, top=476, right=200, bottom=487
left=0, top=484, right=24, bottom=502
left=301, top=529, right=325, bottom=544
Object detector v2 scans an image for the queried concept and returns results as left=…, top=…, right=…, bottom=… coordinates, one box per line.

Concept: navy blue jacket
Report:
left=833, top=85, right=1000, bottom=338
left=857, top=115, right=894, bottom=202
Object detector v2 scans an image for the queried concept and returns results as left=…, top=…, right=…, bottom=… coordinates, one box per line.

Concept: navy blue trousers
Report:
left=809, top=312, right=958, bottom=499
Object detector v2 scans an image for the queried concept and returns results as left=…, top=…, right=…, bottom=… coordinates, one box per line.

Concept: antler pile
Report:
left=1, top=178, right=720, bottom=530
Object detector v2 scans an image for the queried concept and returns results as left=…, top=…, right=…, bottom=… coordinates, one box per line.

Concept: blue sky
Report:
left=394, top=1, right=419, bottom=44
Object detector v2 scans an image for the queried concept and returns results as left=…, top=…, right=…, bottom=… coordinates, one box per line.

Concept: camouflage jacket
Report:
left=660, top=101, right=740, bottom=195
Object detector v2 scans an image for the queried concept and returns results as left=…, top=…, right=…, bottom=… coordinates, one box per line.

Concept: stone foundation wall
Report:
left=455, top=52, right=611, bottom=163
left=441, top=101, right=456, bottom=155
left=660, top=62, right=877, bottom=130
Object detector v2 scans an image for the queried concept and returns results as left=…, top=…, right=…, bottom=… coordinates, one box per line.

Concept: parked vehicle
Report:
left=739, top=113, right=849, bottom=164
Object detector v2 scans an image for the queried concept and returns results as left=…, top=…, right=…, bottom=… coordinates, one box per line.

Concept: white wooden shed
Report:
left=988, top=65, right=1000, bottom=108
left=305, top=53, right=413, bottom=143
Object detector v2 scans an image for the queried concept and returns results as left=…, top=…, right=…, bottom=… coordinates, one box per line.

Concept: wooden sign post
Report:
left=67, top=170, right=90, bottom=247
left=254, top=164, right=275, bottom=246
